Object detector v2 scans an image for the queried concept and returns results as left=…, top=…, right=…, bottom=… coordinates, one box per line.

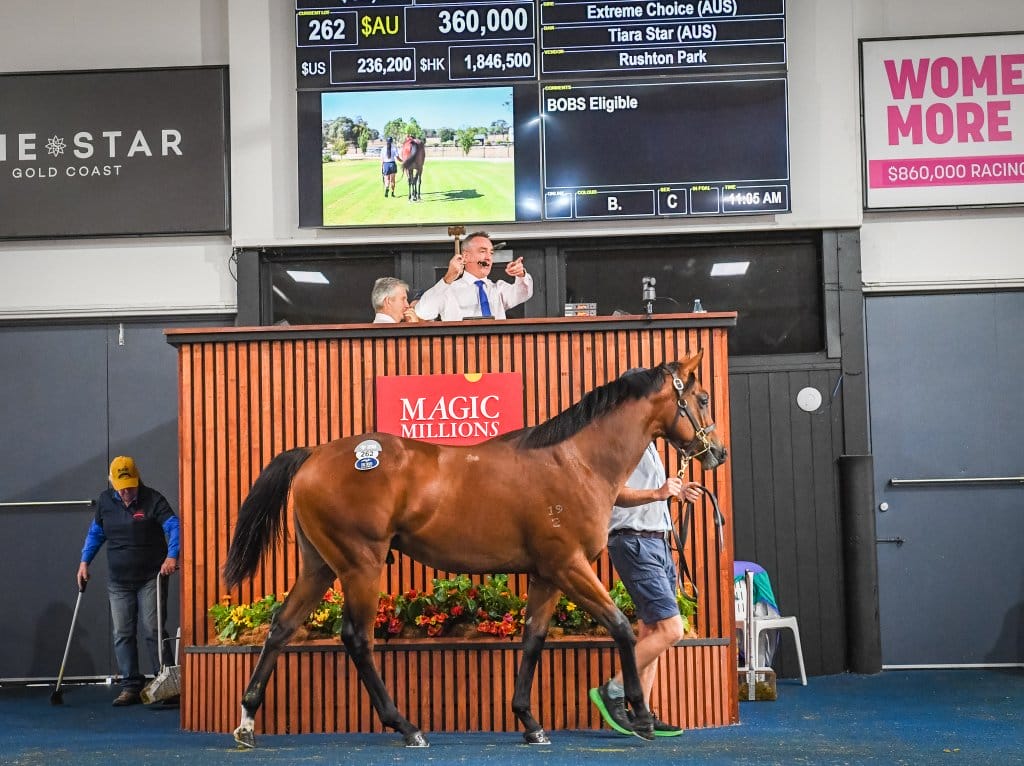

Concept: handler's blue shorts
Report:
left=607, top=535, right=680, bottom=625
left=382, top=161, right=397, bottom=175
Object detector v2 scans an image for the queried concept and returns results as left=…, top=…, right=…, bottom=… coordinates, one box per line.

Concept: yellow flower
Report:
left=566, top=602, right=576, bottom=612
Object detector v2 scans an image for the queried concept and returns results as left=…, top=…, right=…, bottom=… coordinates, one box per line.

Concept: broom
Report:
left=141, top=574, right=181, bottom=704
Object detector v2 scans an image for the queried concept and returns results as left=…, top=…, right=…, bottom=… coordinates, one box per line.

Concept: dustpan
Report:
left=141, top=573, right=181, bottom=704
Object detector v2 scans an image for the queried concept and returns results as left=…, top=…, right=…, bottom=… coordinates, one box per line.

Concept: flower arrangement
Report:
left=209, top=574, right=696, bottom=644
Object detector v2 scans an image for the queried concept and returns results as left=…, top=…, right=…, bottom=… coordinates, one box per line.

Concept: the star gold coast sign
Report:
left=0, top=66, right=228, bottom=238
left=1, top=129, right=184, bottom=179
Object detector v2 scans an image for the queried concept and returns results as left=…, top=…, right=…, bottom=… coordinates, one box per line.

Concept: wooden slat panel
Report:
left=179, top=345, right=196, bottom=646
left=174, top=318, right=735, bottom=734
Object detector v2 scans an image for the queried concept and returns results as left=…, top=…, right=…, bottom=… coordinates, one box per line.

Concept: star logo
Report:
left=45, top=135, right=66, bottom=157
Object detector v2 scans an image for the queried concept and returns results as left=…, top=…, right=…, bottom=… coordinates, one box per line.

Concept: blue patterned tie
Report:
left=474, top=280, right=492, bottom=318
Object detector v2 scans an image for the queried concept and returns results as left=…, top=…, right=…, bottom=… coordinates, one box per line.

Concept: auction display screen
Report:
left=296, top=0, right=789, bottom=228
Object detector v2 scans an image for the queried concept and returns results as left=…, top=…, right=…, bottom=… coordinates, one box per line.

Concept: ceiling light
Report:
left=286, top=269, right=329, bottom=284
left=710, top=261, right=749, bottom=277
left=272, top=285, right=293, bottom=304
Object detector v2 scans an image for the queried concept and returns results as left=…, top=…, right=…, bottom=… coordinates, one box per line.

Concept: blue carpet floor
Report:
left=1, top=670, right=1021, bottom=765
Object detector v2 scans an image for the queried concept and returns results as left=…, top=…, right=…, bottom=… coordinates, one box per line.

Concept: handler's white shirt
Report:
left=414, top=271, right=533, bottom=321
left=609, top=443, right=674, bottom=533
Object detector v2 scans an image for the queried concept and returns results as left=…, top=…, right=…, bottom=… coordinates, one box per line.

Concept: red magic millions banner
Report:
left=376, top=372, right=524, bottom=446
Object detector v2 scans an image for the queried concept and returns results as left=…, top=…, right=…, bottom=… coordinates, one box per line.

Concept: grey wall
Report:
left=0, top=317, right=227, bottom=680
left=728, top=361, right=848, bottom=677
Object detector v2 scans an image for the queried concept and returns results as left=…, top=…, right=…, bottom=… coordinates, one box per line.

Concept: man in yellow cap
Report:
left=77, top=456, right=180, bottom=706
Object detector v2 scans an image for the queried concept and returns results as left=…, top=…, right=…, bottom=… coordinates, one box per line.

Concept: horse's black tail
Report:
left=223, top=447, right=312, bottom=588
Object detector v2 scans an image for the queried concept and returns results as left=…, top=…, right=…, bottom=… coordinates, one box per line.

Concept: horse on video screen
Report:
left=400, top=136, right=425, bottom=202
left=223, top=353, right=727, bottom=749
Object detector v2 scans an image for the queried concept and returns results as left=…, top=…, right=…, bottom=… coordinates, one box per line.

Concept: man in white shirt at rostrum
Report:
left=414, top=231, right=532, bottom=321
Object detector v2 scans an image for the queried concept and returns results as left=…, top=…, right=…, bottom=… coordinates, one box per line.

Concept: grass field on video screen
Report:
left=322, top=157, right=515, bottom=226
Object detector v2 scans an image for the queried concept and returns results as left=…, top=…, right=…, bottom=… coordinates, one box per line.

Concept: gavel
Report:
left=447, top=224, right=466, bottom=258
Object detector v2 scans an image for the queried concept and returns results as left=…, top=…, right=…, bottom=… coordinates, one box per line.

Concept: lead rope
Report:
left=670, top=475, right=725, bottom=601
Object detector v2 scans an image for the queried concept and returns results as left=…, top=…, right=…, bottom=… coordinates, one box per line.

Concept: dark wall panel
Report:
left=729, top=363, right=847, bottom=678
left=0, top=317, right=229, bottom=681
left=0, top=325, right=109, bottom=679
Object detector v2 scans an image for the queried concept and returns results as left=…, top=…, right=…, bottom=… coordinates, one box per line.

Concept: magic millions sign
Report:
left=376, top=372, right=524, bottom=446
left=0, top=66, right=229, bottom=238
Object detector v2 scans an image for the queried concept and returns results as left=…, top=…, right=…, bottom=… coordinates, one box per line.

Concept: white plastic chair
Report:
left=735, top=573, right=807, bottom=685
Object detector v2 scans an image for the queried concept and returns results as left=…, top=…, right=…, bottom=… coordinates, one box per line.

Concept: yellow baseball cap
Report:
left=109, top=456, right=140, bottom=490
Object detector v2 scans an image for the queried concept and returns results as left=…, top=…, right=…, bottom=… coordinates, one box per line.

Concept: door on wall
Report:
left=0, top=318, right=224, bottom=681
left=866, top=292, right=1024, bottom=666
left=0, top=325, right=111, bottom=680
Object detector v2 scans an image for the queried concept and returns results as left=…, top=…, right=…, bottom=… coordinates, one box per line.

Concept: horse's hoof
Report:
left=404, top=731, right=429, bottom=748
left=233, top=726, right=256, bottom=749
left=523, top=728, right=551, bottom=745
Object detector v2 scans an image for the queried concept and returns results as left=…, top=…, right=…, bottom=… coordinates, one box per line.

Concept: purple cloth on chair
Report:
left=734, top=560, right=767, bottom=578
left=733, top=560, right=779, bottom=612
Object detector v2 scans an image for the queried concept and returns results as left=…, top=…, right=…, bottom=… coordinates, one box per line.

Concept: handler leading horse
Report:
left=224, top=353, right=727, bottom=748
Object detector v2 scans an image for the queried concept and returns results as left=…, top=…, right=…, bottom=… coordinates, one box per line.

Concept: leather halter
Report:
left=670, top=372, right=716, bottom=472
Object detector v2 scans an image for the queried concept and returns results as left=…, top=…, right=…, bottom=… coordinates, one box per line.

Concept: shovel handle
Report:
left=156, top=573, right=164, bottom=668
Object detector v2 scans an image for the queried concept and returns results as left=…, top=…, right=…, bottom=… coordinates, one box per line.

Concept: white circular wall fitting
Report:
left=796, top=386, right=822, bottom=412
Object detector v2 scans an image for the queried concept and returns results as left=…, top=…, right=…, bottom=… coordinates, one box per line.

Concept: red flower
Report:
left=450, top=605, right=464, bottom=617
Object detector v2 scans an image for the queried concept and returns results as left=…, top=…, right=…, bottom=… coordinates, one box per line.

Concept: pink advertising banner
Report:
left=861, top=33, right=1024, bottom=209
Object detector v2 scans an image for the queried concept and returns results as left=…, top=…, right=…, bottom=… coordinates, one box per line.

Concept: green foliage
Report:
left=405, top=117, right=424, bottom=140
left=677, top=588, right=697, bottom=627
left=382, top=118, right=406, bottom=143
left=355, top=124, right=371, bottom=154
left=456, top=127, right=481, bottom=155
left=608, top=580, right=636, bottom=619
left=208, top=593, right=283, bottom=641
left=552, top=594, right=591, bottom=632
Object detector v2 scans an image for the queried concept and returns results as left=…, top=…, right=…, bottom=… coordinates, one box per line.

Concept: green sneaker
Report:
left=652, top=713, right=684, bottom=737
left=589, top=683, right=634, bottom=735
left=627, top=706, right=684, bottom=737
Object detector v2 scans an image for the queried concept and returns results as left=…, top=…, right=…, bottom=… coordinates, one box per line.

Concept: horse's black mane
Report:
left=511, top=363, right=677, bottom=449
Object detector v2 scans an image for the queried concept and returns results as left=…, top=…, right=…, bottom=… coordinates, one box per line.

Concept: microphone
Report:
left=642, top=277, right=657, bottom=317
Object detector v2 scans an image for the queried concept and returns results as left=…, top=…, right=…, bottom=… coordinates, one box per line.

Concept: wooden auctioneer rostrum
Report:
left=165, top=298, right=739, bottom=736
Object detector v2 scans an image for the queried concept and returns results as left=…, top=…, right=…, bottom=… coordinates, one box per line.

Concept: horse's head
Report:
left=658, top=351, right=728, bottom=471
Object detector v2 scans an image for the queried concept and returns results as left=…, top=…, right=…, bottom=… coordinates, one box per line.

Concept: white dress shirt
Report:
left=372, top=313, right=398, bottom=323
left=414, top=271, right=533, bottom=321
